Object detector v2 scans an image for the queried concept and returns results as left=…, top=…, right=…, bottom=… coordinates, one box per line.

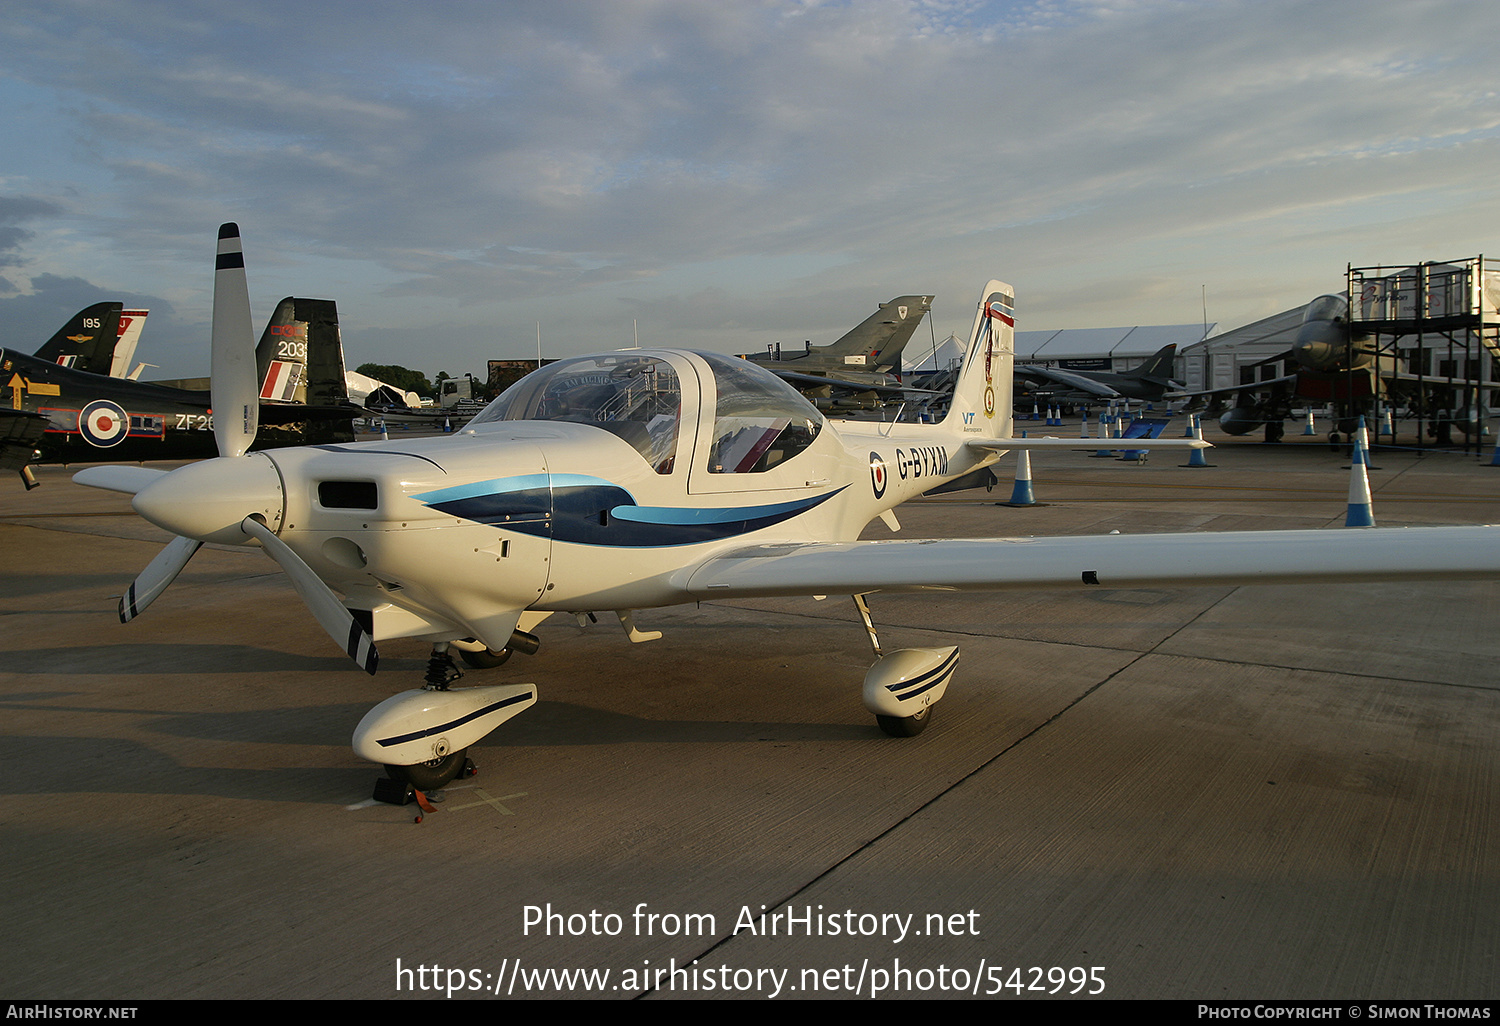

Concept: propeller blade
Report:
left=119, top=535, right=203, bottom=623
left=212, top=223, right=259, bottom=458
left=239, top=516, right=379, bottom=674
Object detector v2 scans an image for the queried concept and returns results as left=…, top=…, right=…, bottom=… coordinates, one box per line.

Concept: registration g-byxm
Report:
left=76, top=225, right=1500, bottom=790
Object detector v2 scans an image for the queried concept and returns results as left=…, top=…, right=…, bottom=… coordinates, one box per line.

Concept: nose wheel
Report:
left=876, top=707, right=931, bottom=737
left=385, top=749, right=473, bottom=791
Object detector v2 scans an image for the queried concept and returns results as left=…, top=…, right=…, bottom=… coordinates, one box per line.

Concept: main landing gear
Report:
left=853, top=595, right=958, bottom=738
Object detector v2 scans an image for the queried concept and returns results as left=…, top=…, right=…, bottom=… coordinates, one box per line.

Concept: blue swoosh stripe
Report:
left=609, top=494, right=831, bottom=525
left=415, top=474, right=844, bottom=547
left=415, top=473, right=612, bottom=505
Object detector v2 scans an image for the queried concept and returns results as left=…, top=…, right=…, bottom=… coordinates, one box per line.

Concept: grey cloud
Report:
left=1, top=0, right=1498, bottom=370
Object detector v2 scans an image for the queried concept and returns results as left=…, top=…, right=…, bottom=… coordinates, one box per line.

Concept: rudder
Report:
left=941, top=280, right=1014, bottom=440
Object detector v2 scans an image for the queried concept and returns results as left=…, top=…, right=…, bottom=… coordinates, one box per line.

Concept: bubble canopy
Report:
left=470, top=350, right=824, bottom=476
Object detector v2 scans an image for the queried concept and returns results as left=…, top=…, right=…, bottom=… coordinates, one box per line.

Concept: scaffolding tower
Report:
left=1346, top=256, right=1500, bottom=452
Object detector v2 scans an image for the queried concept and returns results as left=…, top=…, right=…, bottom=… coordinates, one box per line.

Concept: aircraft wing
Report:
left=1203, top=303, right=1309, bottom=350
left=682, top=525, right=1500, bottom=600
left=1172, top=373, right=1300, bottom=404
left=765, top=366, right=945, bottom=398
left=1015, top=365, right=1122, bottom=399
left=260, top=400, right=367, bottom=425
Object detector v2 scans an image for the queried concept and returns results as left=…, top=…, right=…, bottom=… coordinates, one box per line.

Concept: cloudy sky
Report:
left=3, top=0, right=1499, bottom=378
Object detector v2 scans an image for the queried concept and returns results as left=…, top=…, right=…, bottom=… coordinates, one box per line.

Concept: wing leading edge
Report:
left=682, top=525, right=1500, bottom=600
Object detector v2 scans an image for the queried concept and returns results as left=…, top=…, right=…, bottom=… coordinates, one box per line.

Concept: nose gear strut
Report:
left=424, top=642, right=464, bottom=690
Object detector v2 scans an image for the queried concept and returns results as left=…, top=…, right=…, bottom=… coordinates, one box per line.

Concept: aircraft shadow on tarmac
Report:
left=0, top=682, right=875, bottom=801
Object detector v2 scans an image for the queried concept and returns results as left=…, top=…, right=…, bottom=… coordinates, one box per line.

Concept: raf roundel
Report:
left=79, top=399, right=130, bottom=447
left=869, top=452, right=888, bottom=498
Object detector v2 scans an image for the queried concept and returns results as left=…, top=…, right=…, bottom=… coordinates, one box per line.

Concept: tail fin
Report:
left=941, top=280, right=1014, bottom=439
left=32, top=302, right=122, bottom=374
left=1129, top=343, right=1178, bottom=383
left=826, top=294, right=933, bottom=369
left=254, top=298, right=354, bottom=444
left=255, top=298, right=348, bottom=405
left=110, top=309, right=149, bottom=377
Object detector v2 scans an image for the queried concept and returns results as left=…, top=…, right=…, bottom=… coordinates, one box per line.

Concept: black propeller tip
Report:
left=218, top=222, right=240, bottom=239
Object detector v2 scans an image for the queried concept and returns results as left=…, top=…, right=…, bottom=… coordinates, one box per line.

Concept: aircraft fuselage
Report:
left=3, top=347, right=224, bottom=464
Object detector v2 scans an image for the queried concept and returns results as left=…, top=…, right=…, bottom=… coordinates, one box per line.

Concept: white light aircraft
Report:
left=75, top=226, right=1500, bottom=790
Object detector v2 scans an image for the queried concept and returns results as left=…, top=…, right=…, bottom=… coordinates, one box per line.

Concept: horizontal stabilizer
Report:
left=967, top=436, right=1210, bottom=452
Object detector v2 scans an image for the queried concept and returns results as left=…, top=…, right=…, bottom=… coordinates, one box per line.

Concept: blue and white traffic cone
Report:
left=1345, top=453, right=1375, bottom=526
left=1181, top=416, right=1212, bottom=467
left=1007, top=449, right=1036, bottom=506
left=378, top=418, right=389, bottom=441
left=1379, top=407, right=1393, bottom=437
left=1302, top=409, right=1316, bottom=435
left=1092, top=412, right=1114, bottom=457
left=1080, top=412, right=1090, bottom=439
left=1355, top=414, right=1381, bottom=468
